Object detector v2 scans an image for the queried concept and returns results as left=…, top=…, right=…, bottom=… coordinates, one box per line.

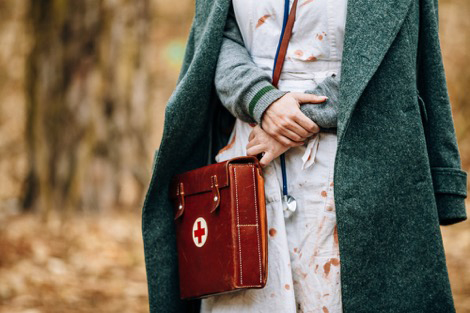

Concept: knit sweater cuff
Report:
left=245, top=80, right=288, bottom=125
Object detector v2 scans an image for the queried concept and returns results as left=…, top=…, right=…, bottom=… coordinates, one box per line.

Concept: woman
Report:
left=201, top=0, right=346, bottom=312
left=141, top=0, right=468, bottom=312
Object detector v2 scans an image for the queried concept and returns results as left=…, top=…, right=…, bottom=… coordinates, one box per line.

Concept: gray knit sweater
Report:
left=214, top=3, right=339, bottom=130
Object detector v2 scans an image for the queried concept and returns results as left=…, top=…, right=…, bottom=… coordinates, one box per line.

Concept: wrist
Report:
left=259, top=92, right=291, bottom=130
left=245, top=81, right=288, bottom=125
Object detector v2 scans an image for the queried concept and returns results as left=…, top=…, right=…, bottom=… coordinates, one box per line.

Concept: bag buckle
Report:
left=174, top=182, right=185, bottom=220
left=210, top=175, right=221, bottom=213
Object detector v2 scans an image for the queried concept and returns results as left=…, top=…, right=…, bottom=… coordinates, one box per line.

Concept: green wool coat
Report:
left=142, top=0, right=468, bottom=312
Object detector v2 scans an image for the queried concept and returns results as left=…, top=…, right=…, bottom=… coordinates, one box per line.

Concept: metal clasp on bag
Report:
left=174, top=182, right=185, bottom=220
left=210, top=175, right=221, bottom=213
left=174, top=175, right=220, bottom=220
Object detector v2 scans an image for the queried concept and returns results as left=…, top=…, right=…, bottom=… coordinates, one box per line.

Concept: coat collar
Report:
left=337, top=0, right=413, bottom=141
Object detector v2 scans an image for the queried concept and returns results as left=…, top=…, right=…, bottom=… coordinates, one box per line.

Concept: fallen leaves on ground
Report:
left=0, top=211, right=148, bottom=313
left=0, top=207, right=469, bottom=313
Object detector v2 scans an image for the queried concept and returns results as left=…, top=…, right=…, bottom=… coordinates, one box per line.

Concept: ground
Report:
left=0, top=207, right=468, bottom=313
left=0, top=212, right=148, bottom=313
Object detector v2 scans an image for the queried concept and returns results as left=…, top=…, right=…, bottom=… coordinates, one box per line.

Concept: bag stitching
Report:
left=234, top=167, right=244, bottom=285
left=251, top=166, right=263, bottom=284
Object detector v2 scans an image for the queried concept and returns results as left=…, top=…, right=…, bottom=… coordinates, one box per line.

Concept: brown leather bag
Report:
left=169, top=0, right=299, bottom=300
left=170, top=156, right=268, bottom=299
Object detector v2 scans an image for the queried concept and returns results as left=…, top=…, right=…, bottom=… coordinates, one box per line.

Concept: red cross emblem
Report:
left=194, top=221, right=205, bottom=243
left=192, top=217, right=208, bottom=247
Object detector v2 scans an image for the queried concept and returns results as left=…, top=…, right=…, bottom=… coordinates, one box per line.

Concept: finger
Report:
left=248, top=130, right=255, bottom=141
left=246, top=144, right=266, bottom=156
left=275, top=133, right=304, bottom=147
left=292, top=111, right=320, bottom=133
left=246, top=138, right=257, bottom=149
left=294, top=93, right=328, bottom=104
left=278, top=122, right=309, bottom=142
left=284, top=116, right=313, bottom=138
left=265, top=110, right=312, bottom=139
left=259, top=152, right=275, bottom=168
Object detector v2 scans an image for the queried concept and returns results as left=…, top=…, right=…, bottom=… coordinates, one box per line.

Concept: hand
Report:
left=246, top=124, right=303, bottom=168
left=260, top=92, right=327, bottom=146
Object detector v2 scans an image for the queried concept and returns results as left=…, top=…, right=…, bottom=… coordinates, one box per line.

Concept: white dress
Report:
left=201, top=0, right=348, bottom=312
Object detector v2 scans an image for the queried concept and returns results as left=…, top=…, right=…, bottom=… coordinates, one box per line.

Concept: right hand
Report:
left=260, top=92, right=327, bottom=146
left=246, top=124, right=301, bottom=168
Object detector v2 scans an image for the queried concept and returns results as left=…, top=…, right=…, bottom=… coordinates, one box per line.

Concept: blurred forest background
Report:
left=0, top=0, right=468, bottom=312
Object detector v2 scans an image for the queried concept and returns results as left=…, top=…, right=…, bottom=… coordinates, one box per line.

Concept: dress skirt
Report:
left=200, top=113, right=342, bottom=313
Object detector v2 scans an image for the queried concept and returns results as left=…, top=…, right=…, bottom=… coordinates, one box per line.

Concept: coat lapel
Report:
left=337, top=0, right=413, bottom=142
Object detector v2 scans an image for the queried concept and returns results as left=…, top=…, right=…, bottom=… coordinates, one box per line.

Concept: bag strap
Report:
left=272, top=0, right=299, bottom=88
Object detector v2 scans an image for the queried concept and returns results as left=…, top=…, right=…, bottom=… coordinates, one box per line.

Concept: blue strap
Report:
left=280, top=154, right=288, bottom=196
left=271, top=0, right=291, bottom=197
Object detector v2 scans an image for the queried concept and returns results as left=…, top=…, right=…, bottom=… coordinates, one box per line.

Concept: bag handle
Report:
left=272, top=0, right=299, bottom=88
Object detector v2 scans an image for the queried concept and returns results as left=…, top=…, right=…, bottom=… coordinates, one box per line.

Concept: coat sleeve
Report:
left=214, top=2, right=288, bottom=126
left=417, top=0, right=467, bottom=225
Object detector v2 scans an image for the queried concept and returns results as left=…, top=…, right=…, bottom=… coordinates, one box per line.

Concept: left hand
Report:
left=246, top=124, right=304, bottom=167
left=260, top=92, right=324, bottom=145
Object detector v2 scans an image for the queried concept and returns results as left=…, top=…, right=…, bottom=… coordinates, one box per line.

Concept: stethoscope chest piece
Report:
left=282, top=194, right=297, bottom=218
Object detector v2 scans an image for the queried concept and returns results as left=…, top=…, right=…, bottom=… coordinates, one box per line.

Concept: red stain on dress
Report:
left=321, top=190, right=328, bottom=197
left=256, top=14, right=274, bottom=28
left=308, top=250, right=318, bottom=267
left=285, top=284, right=291, bottom=290
left=322, top=306, right=330, bottom=313
left=333, top=225, right=338, bottom=247
left=294, top=50, right=304, bottom=57
left=316, top=32, right=327, bottom=40
left=331, top=258, right=340, bottom=266
left=269, top=228, right=277, bottom=237
left=324, top=261, right=331, bottom=276
left=306, top=55, right=318, bottom=61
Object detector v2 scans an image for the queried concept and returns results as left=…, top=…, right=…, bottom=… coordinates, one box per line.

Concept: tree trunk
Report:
left=24, top=0, right=153, bottom=215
